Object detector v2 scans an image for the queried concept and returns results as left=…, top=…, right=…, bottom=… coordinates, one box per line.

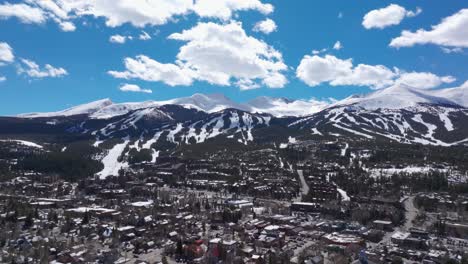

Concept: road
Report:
left=376, top=195, right=419, bottom=247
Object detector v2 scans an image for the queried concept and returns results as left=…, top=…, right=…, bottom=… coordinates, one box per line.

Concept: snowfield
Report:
left=97, top=138, right=130, bottom=179
left=0, top=139, right=44, bottom=149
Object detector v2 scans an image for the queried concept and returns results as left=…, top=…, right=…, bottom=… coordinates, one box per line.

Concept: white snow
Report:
left=432, top=81, right=468, bottom=108
left=150, top=149, right=159, bottom=163
left=97, top=138, right=130, bottom=179
left=439, top=112, right=454, bottom=131
left=167, top=123, right=184, bottom=143
left=368, top=166, right=448, bottom=178
left=332, top=124, right=374, bottom=139
left=412, top=114, right=437, bottom=138
left=337, top=188, right=350, bottom=201
left=0, top=139, right=43, bottom=149
left=341, top=143, right=349, bottom=157
left=311, top=128, right=323, bottom=136
left=335, top=84, right=459, bottom=110
left=142, top=131, right=162, bottom=149
left=16, top=93, right=331, bottom=119
left=18, top=99, right=113, bottom=118
left=93, top=139, right=103, bottom=147
left=131, top=200, right=154, bottom=207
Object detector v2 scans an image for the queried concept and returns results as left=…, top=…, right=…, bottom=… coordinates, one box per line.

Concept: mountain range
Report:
left=2, top=83, right=468, bottom=178
left=17, top=93, right=331, bottom=119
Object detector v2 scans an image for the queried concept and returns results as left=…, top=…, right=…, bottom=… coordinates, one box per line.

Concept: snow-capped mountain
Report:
left=17, top=93, right=330, bottom=119
left=18, top=98, right=114, bottom=118
left=246, top=96, right=330, bottom=117
left=6, top=83, right=468, bottom=152
left=3, top=83, right=468, bottom=178
left=292, top=84, right=468, bottom=146
left=431, top=81, right=468, bottom=108
left=333, top=84, right=460, bottom=110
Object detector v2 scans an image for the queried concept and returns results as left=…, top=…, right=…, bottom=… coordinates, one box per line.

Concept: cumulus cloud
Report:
left=395, top=72, right=455, bottom=89
left=296, top=55, right=396, bottom=89
left=312, top=48, right=327, bottom=55
left=0, top=76, right=6, bottom=82
left=333, top=41, right=343, bottom=50
left=110, top=21, right=287, bottom=90
left=108, top=55, right=194, bottom=86
left=119, top=83, right=152, bottom=93
left=1, top=0, right=274, bottom=31
left=18, top=58, right=68, bottom=78
left=192, top=0, right=273, bottom=20
left=363, top=4, right=421, bottom=29
left=0, top=1, right=76, bottom=31
left=59, top=21, right=76, bottom=31
left=441, top=47, right=463, bottom=54
left=109, top=34, right=128, bottom=44
left=0, top=42, right=15, bottom=65
left=139, top=31, right=151, bottom=41
left=296, top=54, right=453, bottom=90
left=253, top=18, right=277, bottom=34
left=390, top=9, right=468, bottom=48
left=0, top=3, right=45, bottom=24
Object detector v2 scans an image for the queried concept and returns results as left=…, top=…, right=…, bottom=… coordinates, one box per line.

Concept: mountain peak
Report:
left=335, top=83, right=460, bottom=110
left=433, top=81, right=468, bottom=108
left=18, top=98, right=113, bottom=118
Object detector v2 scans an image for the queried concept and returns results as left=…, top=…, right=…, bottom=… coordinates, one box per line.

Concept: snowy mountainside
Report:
left=3, top=84, right=468, bottom=178
left=17, top=93, right=330, bottom=119
left=18, top=99, right=113, bottom=118
left=431, top=81, right=468, bottom=109
left=333, top=84, right=459, bottom=110
left=292, top=103, right=468, bottom=146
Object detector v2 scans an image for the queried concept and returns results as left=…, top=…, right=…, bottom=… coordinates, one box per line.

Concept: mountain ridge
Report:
left=14, top=83, right=468, bottom=120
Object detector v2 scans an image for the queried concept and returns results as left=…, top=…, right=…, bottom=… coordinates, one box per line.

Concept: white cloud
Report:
left=395, top=72, right=455, bottom=89
left=0, top=42, right=14, bottom=65
left=192, top=0, right=273, bottom=20
left=333, top=41, right=343, bottom=50
left=18, top=58, right=68, bottom=78
left=253, top=18, right=277, bottom=34
left=338, top=12, right=343, bottom=19
left=440, top=47, right=463, bottom=54
left=0, top=3, right=45, bottom=24
left=296, top=54, right=453, bottom=90
left=297, top=55, right=395, bottom=89
left=0, top=76, right=6, bottom=82
left=363, top=4, right=421, bottom=29
left=59, top=21, right=76, bottom=31
left=110, top=21, right=287, bottom=90
left=3, top=0, right=273, bottom=31
left=109, top=34, right=128, bottom=44
left=441, top=47, right=463, bottom=54
left=0, top=1, right=75, bottom=31
left=312, top=48, right=327, bottom=55
left=139, top=31, right=151, bottom=41
left=390, top=9, right=468, bottom=48
left=108, top=55, right=194, bottom=86
left=119, top=83, right=152, bottom=93
left=297, top=55, right=353, bottom=87
left=30, top=0, right=68, bottom=20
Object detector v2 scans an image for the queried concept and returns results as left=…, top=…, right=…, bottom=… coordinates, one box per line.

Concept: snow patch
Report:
left=97, top=138, right=130, bottom=179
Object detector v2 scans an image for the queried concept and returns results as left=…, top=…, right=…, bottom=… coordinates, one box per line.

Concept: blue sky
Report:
left=0, top=0, right=467, bottom=115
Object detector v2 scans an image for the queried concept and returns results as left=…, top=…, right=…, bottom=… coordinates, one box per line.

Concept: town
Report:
left=1, top=139, right=467, bottom=264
